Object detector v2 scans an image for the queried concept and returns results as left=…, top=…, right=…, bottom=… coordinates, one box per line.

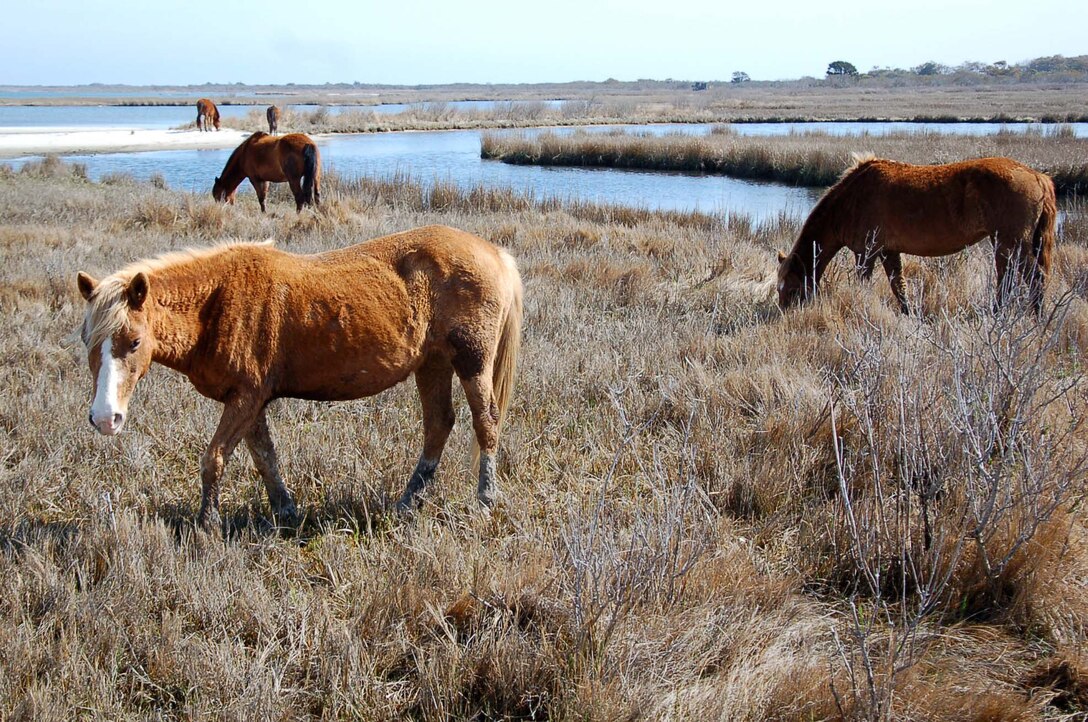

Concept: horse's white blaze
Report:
left=90, top=337, right=124, bottom=433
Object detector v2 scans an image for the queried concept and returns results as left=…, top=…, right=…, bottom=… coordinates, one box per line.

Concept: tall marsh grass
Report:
left=482, top=128, right=1088, bottom=195
left=2, top=163, right=1088, bottom=718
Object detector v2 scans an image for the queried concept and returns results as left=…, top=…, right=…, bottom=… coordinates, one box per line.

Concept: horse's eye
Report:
left=130, top=338, right=141, bottom=352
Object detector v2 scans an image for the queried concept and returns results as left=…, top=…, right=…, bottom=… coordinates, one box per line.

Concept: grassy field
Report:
left=3, top=159, right=1088, bottom=719
left=481, top=126, right=1088, bottom=194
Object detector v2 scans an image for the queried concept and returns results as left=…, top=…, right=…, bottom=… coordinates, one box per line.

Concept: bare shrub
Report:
left=821, top=291, right=1088, bottom=718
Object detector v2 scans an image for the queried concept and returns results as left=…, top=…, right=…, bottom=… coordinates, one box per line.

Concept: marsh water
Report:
left=3, top=103, right=1086, bottom=218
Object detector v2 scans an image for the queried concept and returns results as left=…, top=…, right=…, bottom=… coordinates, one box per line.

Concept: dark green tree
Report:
left=913, top=61, right=948, bottom=76
left=826, top=60, right=858, bottom=76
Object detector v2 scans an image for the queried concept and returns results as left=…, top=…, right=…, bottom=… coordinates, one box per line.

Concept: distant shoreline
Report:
left=0, top=128, right=252, bottom=158
left=2, top=81, right=1087, bottom=127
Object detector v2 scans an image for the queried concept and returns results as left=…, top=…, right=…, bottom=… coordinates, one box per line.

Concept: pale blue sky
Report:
left=4, top=0, right=1086, bottom=85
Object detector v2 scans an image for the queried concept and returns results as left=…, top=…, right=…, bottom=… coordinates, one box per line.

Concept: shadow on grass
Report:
left=150, top=486, right=405, bottom=546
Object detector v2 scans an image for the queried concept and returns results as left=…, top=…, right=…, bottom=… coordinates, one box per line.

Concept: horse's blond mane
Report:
left=842, top=152, right=878, bottom=179
left=81, top=240, right=274, bottom=348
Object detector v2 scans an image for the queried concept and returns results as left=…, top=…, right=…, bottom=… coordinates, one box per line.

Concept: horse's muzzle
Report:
left=91, top=411, right=125, bottom=436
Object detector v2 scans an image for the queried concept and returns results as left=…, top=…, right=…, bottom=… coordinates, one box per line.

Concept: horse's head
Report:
left=211, top=176, right=235, bottom=205
left=776, top=250, right=810, bottom=310
left=76, top=271, right=155, bottom=435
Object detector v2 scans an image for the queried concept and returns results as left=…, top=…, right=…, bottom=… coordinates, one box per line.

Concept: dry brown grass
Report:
left=2, top=161, right=1088, bottom=720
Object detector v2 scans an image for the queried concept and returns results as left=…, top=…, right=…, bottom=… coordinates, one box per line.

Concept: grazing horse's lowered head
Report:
left=211, top=175, right=235, bottom=205
left=76, top=271, right=155, bottom=435
left=776, top=248, right=815, bottom=310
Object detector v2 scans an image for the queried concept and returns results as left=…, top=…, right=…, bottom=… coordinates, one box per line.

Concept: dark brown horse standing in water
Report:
left=776, top=157, right=1057, bottom=314
left=195, top=98, right=220, bottom=132
left=212, top=132, right=320, bottom=212
left=266, top=105, right=280, bottom=134
left=76, top=226, right=523, bottom=531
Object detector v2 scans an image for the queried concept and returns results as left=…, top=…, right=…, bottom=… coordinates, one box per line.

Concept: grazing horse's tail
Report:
left=301, top=143, right=320, bottom=207
left=1033, top=177, right=1057, bottom=277
left=470, top=251, right=523, bottom=469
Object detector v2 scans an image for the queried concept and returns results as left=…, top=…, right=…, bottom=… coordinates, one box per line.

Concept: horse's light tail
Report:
left=470, top=252, right=523, bottom=471
left=1033, top=178, right=1057, bottom=275
left=302, top=143, right=320, bottom=207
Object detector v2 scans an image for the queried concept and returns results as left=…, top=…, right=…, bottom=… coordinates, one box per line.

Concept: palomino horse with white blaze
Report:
left=776, top=156, right=1056, bottom=314
left=195, top=98, right=220, bottom=132
left=266, top=105, right=280, bottom=134
left=213, top=132, right=320, bottom=213
left=77, top=225, right=523, bottom=531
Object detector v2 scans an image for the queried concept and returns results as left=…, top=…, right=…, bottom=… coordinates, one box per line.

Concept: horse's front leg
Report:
left=252, top=179, right=270, bottom=213
left=244, top=406, right=299, bottom=527
left=882, top=253, right=910, bottom=314
left=197, top=395, right=264, bottom=533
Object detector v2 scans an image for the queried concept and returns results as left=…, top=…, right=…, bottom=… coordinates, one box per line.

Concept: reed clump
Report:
left=482, top=128, right=1088, bottom=195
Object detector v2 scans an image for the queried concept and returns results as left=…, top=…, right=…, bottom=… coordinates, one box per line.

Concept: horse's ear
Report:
left=214, top=176, right=220, bottom=183
left=126, top=272, right=149, bottom=310
left=777, top=251, right=787, bottom=263
left=77, top=272, right=98, bottom=301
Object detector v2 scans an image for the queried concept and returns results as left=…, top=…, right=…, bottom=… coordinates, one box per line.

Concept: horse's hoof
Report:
left=394, top=497, right=419, bottom=518
left=196, top=512, right=223, bottom=537
left=273, top=504, right=300, bottom=529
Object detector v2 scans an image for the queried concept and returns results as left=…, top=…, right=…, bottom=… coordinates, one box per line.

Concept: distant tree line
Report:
left=825, top=55, right=1088, bottom=84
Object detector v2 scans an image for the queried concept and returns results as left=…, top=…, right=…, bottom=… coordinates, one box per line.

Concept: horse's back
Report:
left=323, top=225, right=514, bottom=289
left=852, top=157, right=1054, bottom=252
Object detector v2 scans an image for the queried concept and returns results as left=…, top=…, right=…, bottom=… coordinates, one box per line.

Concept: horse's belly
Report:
left=285, top=372, right=411, bottom=402
left=277, top=345, right=421, bottom=401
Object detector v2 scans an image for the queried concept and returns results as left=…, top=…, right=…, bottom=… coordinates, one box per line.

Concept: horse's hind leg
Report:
left=459, top=371, right=501, bottom=508
left=287, top=177, right=305, bottom=213
left=244, top=406, right=299, bottom=527
left=397, top=359, right=456, bottom=511
left=882, top=253, right=910, bottom=314
left=993, top=234, right=1030, bottom=311
left=1016, top=239, right=1046, bottom=314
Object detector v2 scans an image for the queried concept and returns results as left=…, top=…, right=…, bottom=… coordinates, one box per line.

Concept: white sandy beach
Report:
left=0, top=127, right=251, bottom=157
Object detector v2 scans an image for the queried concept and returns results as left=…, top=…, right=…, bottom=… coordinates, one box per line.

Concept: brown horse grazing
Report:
left=266, top=105, right=280, bottom=134
left=212, top=132, right=320, bottom=213
left=195, top=98, right=220, bottom=132
left=76, top=225, right=523, bottom=531
left=776, top=157, right=1056, bottom=314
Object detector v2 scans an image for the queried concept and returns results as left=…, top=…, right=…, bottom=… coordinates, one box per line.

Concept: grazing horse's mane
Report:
left=221, top=132, right=267, bottom=178
left=781, top=153, right=883, bottom=286
left=815, top=153, right=880, bottom=211
left=81, top=240, right=274, bottom=348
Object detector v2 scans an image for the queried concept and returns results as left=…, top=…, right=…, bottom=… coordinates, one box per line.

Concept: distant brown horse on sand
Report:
left=776, top=157, right=1056, bottom=314
left=195, top=98, right=220, bottom=132
left=266, top=105, right=280, bottom=134
left=76, top=226, right=523, bottom=531
left=213, top=132, right=320, bottom=212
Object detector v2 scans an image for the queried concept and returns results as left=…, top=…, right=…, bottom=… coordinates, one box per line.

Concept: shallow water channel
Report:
left=4, top=105, right=1085, bottom=219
